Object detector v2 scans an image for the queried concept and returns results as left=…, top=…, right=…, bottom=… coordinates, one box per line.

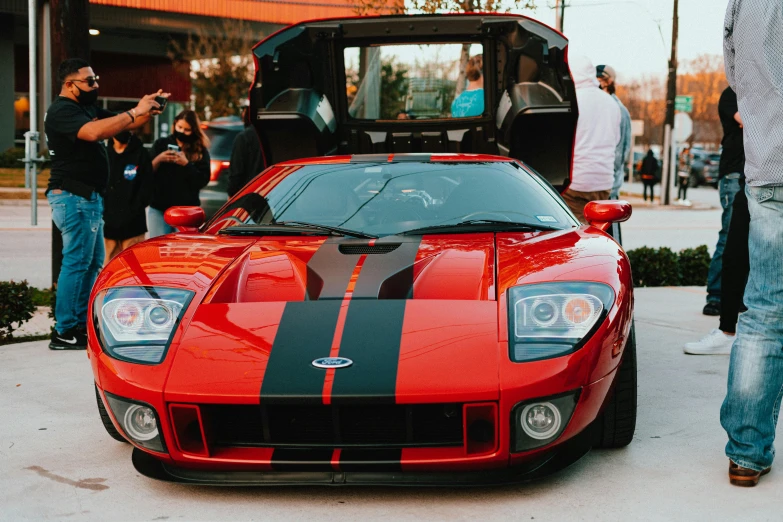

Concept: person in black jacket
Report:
left=148, top=109, right=211, bottom=237
left=227, top=109, right=266, bottom=197
left=103, top=130, right=153, bottom=263
left=639, top=149, right=659, bottom=202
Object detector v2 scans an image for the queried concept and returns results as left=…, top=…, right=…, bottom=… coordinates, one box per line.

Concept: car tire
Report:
left=595, top=321, right=637, bottom=449
left=95, top=385, right=129, bottom=443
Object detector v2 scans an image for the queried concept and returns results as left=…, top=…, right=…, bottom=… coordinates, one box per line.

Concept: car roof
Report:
left=274, top=154, right=518, bottom=167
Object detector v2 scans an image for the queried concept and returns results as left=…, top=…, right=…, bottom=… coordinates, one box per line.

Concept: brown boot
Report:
left=729, top=460, right=771, bottom=487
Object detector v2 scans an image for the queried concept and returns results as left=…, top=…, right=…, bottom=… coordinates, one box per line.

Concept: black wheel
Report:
left=595, top=321, right=637, bottom=448
left=95, top=385, right=129, bottom=443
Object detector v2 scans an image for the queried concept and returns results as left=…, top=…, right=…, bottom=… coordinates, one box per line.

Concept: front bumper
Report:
left=132, top=425, right=594, bottom=486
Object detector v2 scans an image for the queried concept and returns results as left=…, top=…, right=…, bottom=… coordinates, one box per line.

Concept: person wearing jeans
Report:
left=44, top=57, right=165, bottom=350
left=47, top=190, right=104, bottom=336
left=720, top=185, right=783, bottom=485
left=703, top=86, right=745, bottom=316
left=721, top=0, right=783, bottom=487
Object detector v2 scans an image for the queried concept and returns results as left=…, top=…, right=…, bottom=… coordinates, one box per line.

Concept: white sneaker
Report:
left=682, top=199, right=692, bottom=207
left=683, top=329, right=735, bottom=355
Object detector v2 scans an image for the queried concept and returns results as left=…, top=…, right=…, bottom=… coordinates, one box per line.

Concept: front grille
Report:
left=338, top=244, right=400, bottom=255
left=202, top=403, right=464, bottom=448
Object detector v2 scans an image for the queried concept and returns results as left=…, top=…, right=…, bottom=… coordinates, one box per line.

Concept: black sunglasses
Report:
left=71, top=75, right=100, bottom=88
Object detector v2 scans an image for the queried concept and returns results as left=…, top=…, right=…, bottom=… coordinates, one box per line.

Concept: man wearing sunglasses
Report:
left=44, top=57, right=168, bottom=350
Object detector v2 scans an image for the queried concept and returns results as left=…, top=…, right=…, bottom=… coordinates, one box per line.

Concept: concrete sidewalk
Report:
left=1, top=287, right=780, bottom=521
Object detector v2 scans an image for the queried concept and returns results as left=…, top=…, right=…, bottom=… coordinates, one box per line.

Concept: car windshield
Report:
left=207, top=162, right=576, bottom=237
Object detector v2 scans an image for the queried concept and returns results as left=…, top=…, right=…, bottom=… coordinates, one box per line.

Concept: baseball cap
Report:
left=596, top=64, right=616, bottom=81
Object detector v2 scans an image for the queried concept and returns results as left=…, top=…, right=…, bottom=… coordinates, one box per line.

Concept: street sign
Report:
left=674, top=112, right=693, bottom=142
left=675, top=95, right=693, bottom=113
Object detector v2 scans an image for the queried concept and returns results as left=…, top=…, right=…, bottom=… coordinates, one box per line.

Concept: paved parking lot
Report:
left=2, top=287, right=781, bottom=522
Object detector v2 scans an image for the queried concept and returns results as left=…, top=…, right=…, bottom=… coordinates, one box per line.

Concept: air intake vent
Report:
left=339, top=244, right=400, bottom=255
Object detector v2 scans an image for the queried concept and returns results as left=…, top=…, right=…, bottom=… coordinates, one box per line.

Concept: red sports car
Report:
left=88, top=14, right=636, bottom=485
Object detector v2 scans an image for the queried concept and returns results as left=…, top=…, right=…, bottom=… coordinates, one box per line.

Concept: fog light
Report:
left=124, top=404, right=159, bottom=441
left=104, top=392, right=166, bottom=453
left=520, top=402, right=561, bottom=440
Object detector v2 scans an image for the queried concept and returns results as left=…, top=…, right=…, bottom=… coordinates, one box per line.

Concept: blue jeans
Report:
left=706, top=175, right=742, bottom=304
left=147, top=207, right=175, bottom=238
left=720, top=184, right=783, bottom=471
left=47, top=190, right=104, bottom=334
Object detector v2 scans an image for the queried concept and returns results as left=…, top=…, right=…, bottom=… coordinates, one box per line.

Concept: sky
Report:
left=512, top=0, right=726, bottom=82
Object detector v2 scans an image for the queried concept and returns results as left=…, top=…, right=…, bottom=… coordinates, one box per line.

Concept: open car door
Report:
left=249, top=14, right=577, bottom=189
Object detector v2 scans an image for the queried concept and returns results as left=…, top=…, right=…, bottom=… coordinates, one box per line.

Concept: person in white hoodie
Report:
left=563, top=54, right=621, bottom=222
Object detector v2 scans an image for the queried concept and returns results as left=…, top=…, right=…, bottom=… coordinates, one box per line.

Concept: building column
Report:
left=0, top=14, right=15, bottom=152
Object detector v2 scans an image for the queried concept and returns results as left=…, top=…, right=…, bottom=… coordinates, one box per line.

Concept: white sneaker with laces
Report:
left=683, top=329, right=735, bottom=355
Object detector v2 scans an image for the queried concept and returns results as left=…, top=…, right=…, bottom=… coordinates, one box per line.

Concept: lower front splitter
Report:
left=131, top=433, right=592, bottom=486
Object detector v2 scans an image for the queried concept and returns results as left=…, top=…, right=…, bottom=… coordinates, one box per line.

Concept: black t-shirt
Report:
left=718, top=87, right=744, bottom=178
left=44, top=96, right=116, bottom=192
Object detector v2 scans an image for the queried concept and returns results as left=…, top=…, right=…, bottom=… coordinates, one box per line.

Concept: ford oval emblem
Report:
left=312, top=357, right=353, bottom=369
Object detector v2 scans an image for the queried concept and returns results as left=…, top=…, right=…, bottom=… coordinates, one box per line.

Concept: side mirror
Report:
left=584, top=200, right=632, bottom=232
left=164, top=206, right=205, bottom=232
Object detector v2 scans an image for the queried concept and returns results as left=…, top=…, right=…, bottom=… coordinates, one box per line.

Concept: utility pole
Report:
left=660, top=0, right=678, bottom=206
left=554, top=0, right=566, bottom=32
left=49, top=0, right=91, bottom=288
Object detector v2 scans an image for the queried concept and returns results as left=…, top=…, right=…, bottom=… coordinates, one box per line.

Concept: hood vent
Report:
left=339, top=244, right=400, bottom=255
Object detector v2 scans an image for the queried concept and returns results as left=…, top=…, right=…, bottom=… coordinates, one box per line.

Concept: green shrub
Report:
left=627, top=246, right=680, bottom=287
left=31, top=286, right=54, bottom=307
left=0, top=147, right=26, bottom=169
left=678, top=245, right=711, bottom=286
left=0, top=280, right=36, bottom=340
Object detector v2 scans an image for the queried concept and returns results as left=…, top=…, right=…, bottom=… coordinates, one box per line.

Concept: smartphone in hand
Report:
left=168, top=144, right=180, bottom=153
left=155, top=96, right=168, bottom=111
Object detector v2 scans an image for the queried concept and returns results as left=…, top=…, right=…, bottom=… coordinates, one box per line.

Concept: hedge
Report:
left=0, top=280, right=36, bottom=340
left=626, top=245, right=711, bottom=287
left=0, top=148, right=26, bottom=169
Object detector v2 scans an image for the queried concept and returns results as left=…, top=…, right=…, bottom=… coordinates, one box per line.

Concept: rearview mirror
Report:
left=164, top=206, right=205, bottom=232
left=583, top=200, right=632, bottom=232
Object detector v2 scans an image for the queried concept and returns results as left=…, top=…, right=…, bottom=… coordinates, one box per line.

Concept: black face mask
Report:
left=114, top=131, right=132, bottom=145
left=173, top=130, right=197, bottom=144
left=73, top=85, right=99, bottom=106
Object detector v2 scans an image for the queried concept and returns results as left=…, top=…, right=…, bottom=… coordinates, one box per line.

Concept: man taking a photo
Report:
left=45, top=57, right=166, bottom=350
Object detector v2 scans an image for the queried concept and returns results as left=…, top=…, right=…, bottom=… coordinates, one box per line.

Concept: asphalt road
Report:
left=2, top=287, right=782, bottom=521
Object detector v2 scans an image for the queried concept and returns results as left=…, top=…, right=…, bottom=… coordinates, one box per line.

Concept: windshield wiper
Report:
left=218, top=221, right=377, bottom=239
left=399, top=219, right=563, bottom=236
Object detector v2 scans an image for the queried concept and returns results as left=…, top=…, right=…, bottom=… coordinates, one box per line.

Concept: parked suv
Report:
left=199, top=116, right=244, bottom=218
left=690, top=150, right=720, bottom=187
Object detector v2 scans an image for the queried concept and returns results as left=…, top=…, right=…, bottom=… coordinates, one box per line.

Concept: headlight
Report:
left=93, top=287, right=194, bottom=364
left=508, top=282, right=614, bottom=362
left=103, top=392, right=167, bottom=453
left=511, top=391, right=580, bottom=452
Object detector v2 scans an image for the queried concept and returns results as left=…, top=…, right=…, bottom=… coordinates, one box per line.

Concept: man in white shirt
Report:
left=562, top=54, right=621, bottom=222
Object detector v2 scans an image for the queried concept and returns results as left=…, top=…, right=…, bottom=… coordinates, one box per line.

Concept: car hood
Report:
left=163, top=233, right=502, bottom=403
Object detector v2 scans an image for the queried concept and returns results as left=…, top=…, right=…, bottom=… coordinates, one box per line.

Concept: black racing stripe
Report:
left=271, top=448, right=334, bottom=471
left=352, top=238, right=422, bottom=299
left=260, top=301, right=342, bottom=404
left=330, top=300, right=407, bottom=404
left=306, top=238, right=361, bottom=300
left=339, top=449, right=402, bottom=471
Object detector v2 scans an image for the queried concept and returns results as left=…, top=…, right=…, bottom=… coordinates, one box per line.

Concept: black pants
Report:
left=677, top=176, right=688, bottom=200
left=642, top=180, right=655, bottom=201
left=719, top=182, right=750, bottom=334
